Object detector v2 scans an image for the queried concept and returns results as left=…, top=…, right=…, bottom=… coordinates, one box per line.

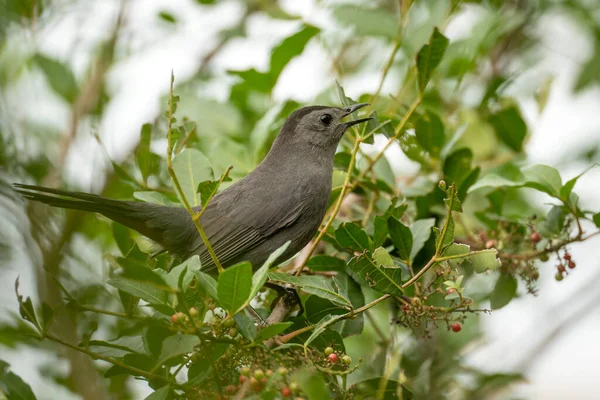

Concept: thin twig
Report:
left=165, top=71, right=225, bottom=274
left=295, top=132, right=362, bottom=275
left=44, top=332, right=178, bottom=386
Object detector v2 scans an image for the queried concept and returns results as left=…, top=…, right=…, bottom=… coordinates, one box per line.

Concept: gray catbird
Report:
left=14, top=103, right=371, bottom=273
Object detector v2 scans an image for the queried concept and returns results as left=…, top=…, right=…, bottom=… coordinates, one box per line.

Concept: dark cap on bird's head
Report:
left=275, top=103, right=371, bottom=149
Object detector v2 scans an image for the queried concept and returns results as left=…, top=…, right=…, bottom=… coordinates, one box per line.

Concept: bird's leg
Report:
left=264, top=282, right=303, bottom=315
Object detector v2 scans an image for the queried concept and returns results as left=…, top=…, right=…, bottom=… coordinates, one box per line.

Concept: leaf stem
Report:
left=295, top=131, right=362, bottom=275
left=165, top=71, right=225, bottom=274
left=353, top=97, right=421, bottom=188
left=43, top=332, right=178, bottom=386
left=280, top=293, right=391, bottom=343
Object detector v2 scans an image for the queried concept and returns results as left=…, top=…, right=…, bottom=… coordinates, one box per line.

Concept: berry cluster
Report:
left=236, top=365, right=299, bottom=398
left=323, top=346, right=352, bottom=366
left=555, top=252, right=576, bottom=281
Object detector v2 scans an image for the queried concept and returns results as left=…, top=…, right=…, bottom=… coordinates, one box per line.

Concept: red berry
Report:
left=446, top=288, right=455, bottom=294
left=530, top=232, right=541, bottom=243
left=239, top=375, right=247, bottom=383
left=281, top=387, right=292, bottom=397
left=226, top=385, right=237, bottom=394
left=170, top=314, right=178, bottom=323
left=568, top=260, right=576, bottom=269
left=564, top=253, right=572, bottom=261
left=401, top=305, right=409, bottom=312
left=451, top=323, right=461, bottom=332
left=557, top=264, right=566, bottom=273
left=328, top=353, right=338, bottom=363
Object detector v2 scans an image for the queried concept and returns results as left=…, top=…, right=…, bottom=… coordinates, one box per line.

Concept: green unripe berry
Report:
left=240, top=366, right=251, bottom=377
left=253, top=369, right=265, bottom=380
left=342, top=355, right=352, bottom=365
left=324, top=347, right=334, bottom=356
left=228, top=327, right=238, bottom=337
left=189, top=307, right=199, bottom=317
left=223, top=318, right=236, bottom=328
left=277, top=367, right=289, bottom=376
left=555, top=272, right=564, bottom=281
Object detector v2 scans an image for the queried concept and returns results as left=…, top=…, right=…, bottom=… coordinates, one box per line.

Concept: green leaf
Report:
left=373, top=247, right=394, bottom=267
left=112, top=222, right=133, bottom=256
left=304, top=314, right=345, bottom=348
left=158, top=11, right=177, bottom=24
left=233, top=312, right=257, bottom=341
left=335, top=222, right=372, bottom=252
left=171, top=148, right=213, bottom=207
left=348, top=253, right=404, bottom=296
left=387, top=218, right=413, bottom=261
left=539, top=205, right=565, bottom=237
left=165, top=256, right=200, bottom=291
left=522, top=164, right=562, bottom=198
left=415, top=111, right=445, bottom=156
left=136, top=123, right=153, bottom=183
left=217, top=262, right=252, bottom=315
left=249, top=242, right=290, bottom=301
left=333, top=273, right=365, bottom=337
left=144, top=386, right=171, bottom=400
left=292, top=369, right=330, bottom=400
left=469, top=163, right=564, bottom=199
left=193, top=270, right=218, bottom=300
left=443, top=148, right=479, bottom=201
left=255, top=322, right=292, bottom=342
left=490, top=274, right=517, bottom=310
left=559, top=164, right=599, bottom=200
left=196, top=180, right=219, bottom=208
left=594, top=213, right=600, bottom=228
left=33, top=53, right=79, bottom=103
left=574, top=44, right=600, bottom=92
left=156, top=334, right=199, bottom=368
left=410, top=218, right=435, bottom=261
left=333, top=5, right=398, bottom=39
left=15, top=279, right=40, bottom=330
left=306, top=255, right=346, bottom=272
left=270, top=25, right=320, bottom=79
left=268, top=272, right=352, bottom=308
left=0, top=359, right=37, bottom=400
left=107, top=265, right=170, bottom=306
left=469, top=249, right=502, bottom=273
left=487, top=106, right=527, bottom=152
left=373, top=216, right=389, bottom=248
left=89, top=335, right=148, bottom=358
left=441, top=243, right=471, bottom=268
left=416, top=27, right=449, bottom=95
left=399, top=132, right=428, bottom=165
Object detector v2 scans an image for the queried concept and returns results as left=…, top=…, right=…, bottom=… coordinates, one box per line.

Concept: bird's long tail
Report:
left=13, top=183, right=192, bottom=253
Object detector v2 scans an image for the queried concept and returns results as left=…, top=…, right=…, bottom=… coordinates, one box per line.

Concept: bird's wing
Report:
left=190, top=190, right=306, bottom=273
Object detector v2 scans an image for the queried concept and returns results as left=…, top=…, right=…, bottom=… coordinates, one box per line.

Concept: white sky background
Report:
left=2, top=0, right=600, bottom=399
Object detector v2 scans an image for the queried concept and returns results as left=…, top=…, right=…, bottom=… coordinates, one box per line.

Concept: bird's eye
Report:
left=320, top=114, right=332, bottom=125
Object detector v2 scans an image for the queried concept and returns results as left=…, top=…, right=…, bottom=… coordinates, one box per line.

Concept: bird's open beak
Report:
left=343, top=103, right=372, bottom=128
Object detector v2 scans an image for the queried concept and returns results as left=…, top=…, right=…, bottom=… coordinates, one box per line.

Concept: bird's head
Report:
left=276, top=103, right=371, bottom=151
